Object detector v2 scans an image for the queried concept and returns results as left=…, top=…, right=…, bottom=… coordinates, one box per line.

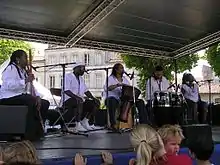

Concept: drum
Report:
left=169, top=92, right=184, bottom=107
left=153, top=91, right=170, bottom=107
left=118, top=85, right=141, bottom=127
left=121, top=85, right=141, bottom=101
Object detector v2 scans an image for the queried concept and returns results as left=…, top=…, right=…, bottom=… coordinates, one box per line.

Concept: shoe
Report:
left=81, top=118, right=93, bottom=131
left=75, top=122, right=87, bottom=132
left=90, top=124, right=104, bottom=130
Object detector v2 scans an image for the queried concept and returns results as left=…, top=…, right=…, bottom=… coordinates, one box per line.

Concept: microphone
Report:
left=130, top=71, right=134, bottom=80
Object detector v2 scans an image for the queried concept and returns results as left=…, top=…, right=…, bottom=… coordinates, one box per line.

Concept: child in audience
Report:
left=188, top=135, right=214, bottom=165
left=157, top=125, right=184, bottom=155
left=129, top=124, right=192, bottom=165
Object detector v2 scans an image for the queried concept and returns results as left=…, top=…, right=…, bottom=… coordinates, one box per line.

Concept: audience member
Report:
left=188, top=135, right=214, bottom=165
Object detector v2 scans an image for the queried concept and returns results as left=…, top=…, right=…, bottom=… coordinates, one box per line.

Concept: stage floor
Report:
left=34, top=126, right=220, bottom=160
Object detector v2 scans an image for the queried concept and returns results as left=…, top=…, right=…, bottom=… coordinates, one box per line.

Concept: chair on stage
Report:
left=50, top=88, right=75, bottom=127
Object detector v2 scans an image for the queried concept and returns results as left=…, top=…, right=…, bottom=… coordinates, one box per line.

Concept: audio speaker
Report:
left=181, top=124, right=212, bottom=147
left=0, top=105, right=28, bottom=141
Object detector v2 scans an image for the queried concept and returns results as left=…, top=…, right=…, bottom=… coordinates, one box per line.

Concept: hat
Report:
left=72, top=62, right=85, bottom=69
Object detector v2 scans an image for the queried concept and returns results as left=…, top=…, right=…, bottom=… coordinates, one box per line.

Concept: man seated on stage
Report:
left=181, top=73, right=199, bottom=124
left=103, top=63, right=149, bottom=130
left=62, top=63, right=100, bottom=132
left=0, top=49, right=49, bottom=141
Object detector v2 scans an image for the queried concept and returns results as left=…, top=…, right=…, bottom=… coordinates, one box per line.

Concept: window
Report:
left=84, top=74, right=90, bottom=88
left=95, top=54, right=102, bottom=65
left=95, top=73, right=102, bottom=88
left=60, top=75, right=63, bottom=87
left=72, top=54, right=77, bottom=62
left=84, top=53, right=90, bottom=66
left=49, top=76, right=55, bottom=88
left=61, top=53, right=67, bottom=63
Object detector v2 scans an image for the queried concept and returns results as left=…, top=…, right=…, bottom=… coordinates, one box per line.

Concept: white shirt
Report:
left=146, top=76, right=170, bottom=100
left=0, top=64, right=40, bottom=99
left=62, top=72, right=88, bottom=103
left=103, top=75, right=130, bottom=100
left=181, top=83, right=199, bottom=102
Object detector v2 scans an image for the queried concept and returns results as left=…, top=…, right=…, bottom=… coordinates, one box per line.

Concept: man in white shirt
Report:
left=145, top=66, right=171, bottom=126
left=62, top=63, right=100, bottom=132
left=146, top=66, right=170, bottom=101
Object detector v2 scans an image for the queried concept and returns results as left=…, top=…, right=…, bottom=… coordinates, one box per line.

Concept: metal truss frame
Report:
left=74, top=39, right=171, bottom=59
left=65, top=0, right=125, bottom=47
left=172, top=30, right=220, bottom=59
left=0, top=28, right=66, bottom=45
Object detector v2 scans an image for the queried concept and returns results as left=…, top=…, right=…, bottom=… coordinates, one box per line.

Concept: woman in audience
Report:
left=1, top=141, right=40, bottom=164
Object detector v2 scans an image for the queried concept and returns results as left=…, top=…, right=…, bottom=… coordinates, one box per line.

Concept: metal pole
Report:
left=174, top=59, right=178, bottom=92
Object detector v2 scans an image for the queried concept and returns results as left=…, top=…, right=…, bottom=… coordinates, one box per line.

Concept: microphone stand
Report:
left=207, top=79, right=213, bottom=125
left=33, top=62, right=88, bottom=137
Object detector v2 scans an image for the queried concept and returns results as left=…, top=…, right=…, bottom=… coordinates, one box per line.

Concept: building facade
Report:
left=34, top=47, right=137, bottom=98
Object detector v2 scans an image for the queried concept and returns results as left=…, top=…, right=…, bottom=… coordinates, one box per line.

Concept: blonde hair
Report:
left=157, top=124, right=184, bottom=143
left=2, top=140, right=40, bottom=164
left=130, top=124, right=164, bottom=165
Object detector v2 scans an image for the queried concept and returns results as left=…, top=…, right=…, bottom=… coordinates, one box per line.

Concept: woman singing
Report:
left=103, top=63, right=148, bottom=130
left=0, top=50, right=49, bottom=141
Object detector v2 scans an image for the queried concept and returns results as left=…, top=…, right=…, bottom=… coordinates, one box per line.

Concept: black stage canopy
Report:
left=0, top=0, right=219, bottom=59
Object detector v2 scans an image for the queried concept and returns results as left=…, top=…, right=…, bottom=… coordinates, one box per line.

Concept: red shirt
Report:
left=163, top=154, right=192, bottom=165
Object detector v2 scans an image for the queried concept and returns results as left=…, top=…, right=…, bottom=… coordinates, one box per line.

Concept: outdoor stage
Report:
left=34, top=127, right=220, bottom=165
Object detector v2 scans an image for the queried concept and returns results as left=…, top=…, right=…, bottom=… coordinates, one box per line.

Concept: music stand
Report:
left=33, top=62, right=88, bottom=137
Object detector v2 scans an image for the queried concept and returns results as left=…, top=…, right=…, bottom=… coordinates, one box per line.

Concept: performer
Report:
left=146, top=66, right=170, bottom=101
left=0, top=50, right=49, bottom=141
left=181, top=73, right=199, bottom=123
left=145, top=66, right=183, bottom=126
left=62, top=63, right=100, bottom=132
left=103, top=63, right=148, bottom=130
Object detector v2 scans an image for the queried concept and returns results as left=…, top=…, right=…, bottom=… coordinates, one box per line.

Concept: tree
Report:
left=0, top=39, right=32, bottom=64
left=205, top=43, right=220, bottom=76
left=121, top=54, right=199, bottom=96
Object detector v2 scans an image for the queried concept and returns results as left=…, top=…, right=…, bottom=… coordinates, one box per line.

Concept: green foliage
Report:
left=0, top=39, right=31, bottom=64
left=121, top=54, right=199, bottom=96
left=206, top=43, right=220, bottom=76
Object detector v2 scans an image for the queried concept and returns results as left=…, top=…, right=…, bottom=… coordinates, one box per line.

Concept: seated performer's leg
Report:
left=0, top=94, right=43, bottom=141
left=105, top=97, right=119, bottom=129
left=135, top=99, right=150, bottom=124
left=185, top=99, right=198, bottom=124
left=39, top=99, right=50, bottom=123
left=64, top=97, right=86, bottom=131
left=198, top=100, right=208, bottom=124
left=81, top=99, right=100, bottom=130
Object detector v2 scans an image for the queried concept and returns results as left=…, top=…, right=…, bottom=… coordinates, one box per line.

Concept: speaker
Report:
left=181, top=124, right=212, bottom=147
left=0, top=105, right=28, bottom=141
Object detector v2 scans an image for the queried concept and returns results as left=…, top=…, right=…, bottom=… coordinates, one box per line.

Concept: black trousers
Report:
left=185, top=99, right=198, bottom=123
left=63, top=98, right=99, bottom=123
left=0, top=94, right=49, bottom=141
left=105, top=97, right=149, bottom=126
